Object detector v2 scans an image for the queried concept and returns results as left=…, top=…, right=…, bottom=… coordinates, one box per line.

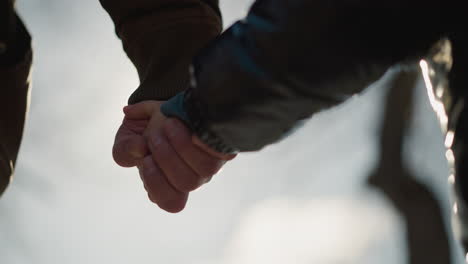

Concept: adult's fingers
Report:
left=138, top=156, right=188, bottom=213
left=148, top=131, right=207, bottom=193
left=113, top=125, right=148, bottom=167
left=163, top=118, right=227, bottom=178
left=123, top=101, right=161, bottom=120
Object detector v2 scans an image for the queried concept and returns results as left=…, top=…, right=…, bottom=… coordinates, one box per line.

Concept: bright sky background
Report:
left=1, top=1, right=465, bottom=263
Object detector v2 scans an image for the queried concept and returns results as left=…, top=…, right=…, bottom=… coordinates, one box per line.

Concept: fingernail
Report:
left=130, top=150, right=144, bottom=159
left=125, top=142, right=143, bottom=159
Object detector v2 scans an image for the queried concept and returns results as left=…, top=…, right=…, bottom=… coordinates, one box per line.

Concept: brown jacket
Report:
left=99, top=0, right=222, bottom=103
left=0, top=0, right=223, bottom=195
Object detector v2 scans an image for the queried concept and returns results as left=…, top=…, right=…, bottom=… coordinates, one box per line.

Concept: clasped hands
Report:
left=113, top=101, right=236, bottom=213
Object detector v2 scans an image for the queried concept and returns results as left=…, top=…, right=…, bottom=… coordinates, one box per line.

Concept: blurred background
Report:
left=0, top=1, right=466, bottom=263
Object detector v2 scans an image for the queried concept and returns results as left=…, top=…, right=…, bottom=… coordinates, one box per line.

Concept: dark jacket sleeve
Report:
left=98, top=0, right=222, bottom=103
left=162, top=0, right=458, bottom=153
left=0, top=8, right=32, bottom=196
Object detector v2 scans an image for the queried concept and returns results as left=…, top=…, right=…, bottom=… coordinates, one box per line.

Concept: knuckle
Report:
left=151, top=138, right=170, bottom=159
left=140, top=157, right=159, bottom=178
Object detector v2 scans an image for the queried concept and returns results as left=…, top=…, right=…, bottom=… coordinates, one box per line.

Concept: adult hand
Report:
left=115, top=101, right=236, bottom=213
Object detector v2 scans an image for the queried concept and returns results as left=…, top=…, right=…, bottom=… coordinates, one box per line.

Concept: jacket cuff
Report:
left=161, top=78, right=239, bottom=154
left=160, top=92, right=190, bottom=124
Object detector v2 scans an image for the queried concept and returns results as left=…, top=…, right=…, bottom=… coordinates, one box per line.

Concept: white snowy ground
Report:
left=0, top=0, right=465, bottom=263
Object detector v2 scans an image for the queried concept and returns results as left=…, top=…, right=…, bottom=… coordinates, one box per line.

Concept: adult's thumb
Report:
left=113, top=134, right=148, bottom=167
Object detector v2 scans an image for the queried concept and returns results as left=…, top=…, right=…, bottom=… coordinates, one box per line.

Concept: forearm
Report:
left=163, top=0, right=456, bottom=153
left=98, top=0, right=222, bottom=103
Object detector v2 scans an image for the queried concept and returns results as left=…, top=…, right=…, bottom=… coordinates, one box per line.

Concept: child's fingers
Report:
left=123, top=101, right=161, bottom=120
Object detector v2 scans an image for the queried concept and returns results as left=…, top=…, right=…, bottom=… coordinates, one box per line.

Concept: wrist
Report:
left=161, top=92, right=191, bottom=125
left=161, top=83, right=239, bottom=155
